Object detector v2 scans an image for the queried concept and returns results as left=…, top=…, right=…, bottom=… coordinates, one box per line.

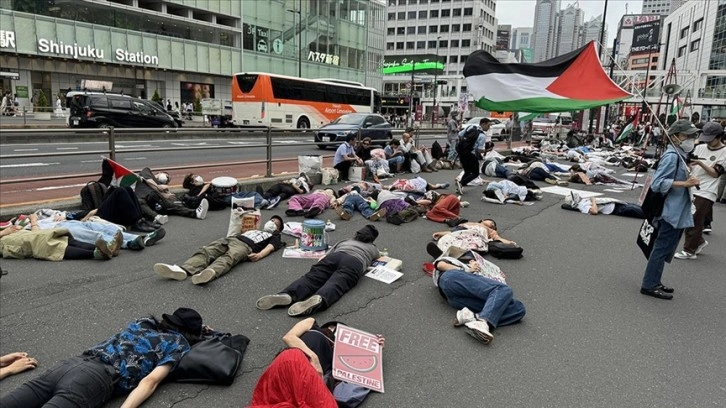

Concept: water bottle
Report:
left=380, top=248, right=389, bottom=257
left=325, top=219, right=336, bottom=231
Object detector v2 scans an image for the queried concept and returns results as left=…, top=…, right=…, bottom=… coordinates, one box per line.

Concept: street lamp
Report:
left=286, top=1, right=302, bottom=77
left=431, top=36, right=442, bottom=128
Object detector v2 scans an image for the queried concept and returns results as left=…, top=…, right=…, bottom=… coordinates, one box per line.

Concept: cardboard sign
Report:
left=332, top=324, right=384, bottom=393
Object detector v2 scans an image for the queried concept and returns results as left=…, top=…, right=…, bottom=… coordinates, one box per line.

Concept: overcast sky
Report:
left=497, top=0, right=645, bottom=42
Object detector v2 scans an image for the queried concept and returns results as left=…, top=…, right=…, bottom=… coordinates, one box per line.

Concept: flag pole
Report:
left=589, top=0, right=609, bottom=134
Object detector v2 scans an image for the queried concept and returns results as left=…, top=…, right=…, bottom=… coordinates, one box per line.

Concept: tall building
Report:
left=496, top=24, right=512, bottom=50
left=642, top=0, right=687, bottom=15
left=0, top=0, right=385, bottom=110
left=660, top=0, right=726, bottom=120
left=581, top=15, right=608, bottom=62
left=382, top=0, right=497, bottom=119
left=555, top=3, right=584, bottom=55
left=511, top=27, right=533, bottom=51
left=532, top=0, right=560, bottom=62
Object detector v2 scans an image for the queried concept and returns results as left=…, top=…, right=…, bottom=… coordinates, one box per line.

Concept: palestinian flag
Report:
left=464, top=41, right=630, bottom=113
left=615, top=111, right=640, bottom=144
left=104, top=158, right=139, bottom=188
left=670, top=96, right=683, bottom=117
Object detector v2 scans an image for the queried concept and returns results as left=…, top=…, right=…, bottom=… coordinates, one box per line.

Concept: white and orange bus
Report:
left=231, top=72, right=381, bottom=129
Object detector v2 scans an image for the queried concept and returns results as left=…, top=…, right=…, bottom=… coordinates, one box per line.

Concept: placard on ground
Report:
left=332, top=324, right=384, bottom=393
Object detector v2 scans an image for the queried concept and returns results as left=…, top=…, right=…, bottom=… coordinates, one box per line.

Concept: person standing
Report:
left=640, top=120, right=701, bottom=300
left=333, top=133, right=363, bottom=182
left=446, top=113, right=460, bottom=161
left=456, top=118, right=490, bottom=194
left=673, top=122, right=726, bottom=259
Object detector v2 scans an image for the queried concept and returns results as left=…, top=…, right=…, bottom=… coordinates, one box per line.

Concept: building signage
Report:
left=631, top=20, right=661, bottom=53
left=307, top=51, right=340, bottom=65
left=243, top=23, right=282, bottom=55
left=496, top=29, right=511, bottom=51
left=381, top=54, right=445, bottom=75
left=0, top=30, right=16, bottom=48
left=36, top=38, right=159, bottom=65
left=620, top=14, right=661, bottom=29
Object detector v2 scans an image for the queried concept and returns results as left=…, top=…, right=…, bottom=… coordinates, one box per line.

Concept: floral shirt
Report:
left=83, top=317, right=190, bottom=392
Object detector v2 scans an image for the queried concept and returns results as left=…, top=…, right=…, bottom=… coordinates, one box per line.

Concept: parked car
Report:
left=465, top=117, right=507, bottom=141
left=314, top=113, right=393, bottom=149
left=531, top=114, right=573, bottom=140
left=150, top=100, right=184, bottom=127
left=66, top=91, right=178, bottom=129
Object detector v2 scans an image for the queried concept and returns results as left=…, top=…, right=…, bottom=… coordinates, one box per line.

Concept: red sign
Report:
left=332, top=324, right=384, bottom=393
left=415, top=104, right=423, bottom=121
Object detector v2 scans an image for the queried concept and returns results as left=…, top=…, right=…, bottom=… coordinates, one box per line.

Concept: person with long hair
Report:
left=0, top=308, right=205, bottom=408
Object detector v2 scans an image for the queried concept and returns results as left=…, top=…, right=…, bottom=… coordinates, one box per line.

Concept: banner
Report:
left=631, top=20, right=661, bottom=53
left=332, top=324, right=384, bottom=393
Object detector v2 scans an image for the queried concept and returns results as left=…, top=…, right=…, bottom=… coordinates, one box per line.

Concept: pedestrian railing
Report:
left=0, top=126, right=448, bottom=185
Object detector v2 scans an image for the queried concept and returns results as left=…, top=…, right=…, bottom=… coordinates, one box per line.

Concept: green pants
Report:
left=181, top=237, right=252, bottom=279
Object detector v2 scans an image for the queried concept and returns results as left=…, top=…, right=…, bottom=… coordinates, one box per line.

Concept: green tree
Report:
left=36, top=89, right=49, bottom=112
left=194, top=96, right=202, bottom=113
left=151, top=89, right=162, bottom=103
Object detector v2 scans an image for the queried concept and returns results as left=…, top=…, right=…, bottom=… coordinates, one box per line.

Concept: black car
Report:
left=66, top=92, right=178, bottom=129
left=314, top=113, right=393, bottom=149
left=149, top=101, right=184, bottom=127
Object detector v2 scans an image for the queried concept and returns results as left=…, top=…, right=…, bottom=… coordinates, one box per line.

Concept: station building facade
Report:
left=0, top=0, right=385, bottom=112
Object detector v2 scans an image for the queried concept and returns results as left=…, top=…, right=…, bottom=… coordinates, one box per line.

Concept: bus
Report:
left=231, top=72, right=381, bottom=129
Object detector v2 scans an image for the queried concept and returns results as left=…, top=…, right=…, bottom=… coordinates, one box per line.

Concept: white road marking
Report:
left=274, top=140, right=302, bottom=144
left=81, top=159, right=103, bottom=163
left=36, top=183, right=87, bottom=191
left=116, top=144, right=155, bottom=148
left=56, top=147, right=79, bottom=150
left=227, top=141, right=253, bottom=145
left=170, top=142, right=212, bottom=146
left=0, top=162, right=60, bottom=168
left=13, top=148, right=38, bottom=152
left=124, top=157, right=147, bottom=160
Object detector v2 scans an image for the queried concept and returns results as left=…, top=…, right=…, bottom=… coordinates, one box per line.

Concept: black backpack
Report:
left=431, top=140, right=444, bottom=159
left=456, top=125, right=481, bottom=155
left=80, top=181, right=108, bottom=211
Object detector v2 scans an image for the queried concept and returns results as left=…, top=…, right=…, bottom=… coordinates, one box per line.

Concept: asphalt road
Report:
left=1, top=165, right=724, bottom=407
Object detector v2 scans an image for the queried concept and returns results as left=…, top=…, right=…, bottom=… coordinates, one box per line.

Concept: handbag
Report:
left=487, top=241, right=524, bottom=259
left=169, top=335, right=249, bottom=385
left=636, top=218, right=659, bottom=259
left=638, top=155, right=679, bottom=220
left=348, top=166, right=367, bottom=182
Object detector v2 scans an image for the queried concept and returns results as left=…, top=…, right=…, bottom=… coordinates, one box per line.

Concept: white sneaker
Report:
left=460, top=201, right=470, bottom=208
left=453, top=307, right=476, bottom=327
left=153, top=263, right=187, bottom=281
left=154, top=214, right=169, bottom=225
left=196, top=198, right=209, bottom=219
left=464, top=320, right=494, bottom=344
left=455, top=179, right=464, bottom=194
left=256, top=293, right=293, bottom=310
left=191, top=268, right=216, bottom=285
left=695, top=240, right=709, bottom=255
left=674, top=250, right=697, bottom=260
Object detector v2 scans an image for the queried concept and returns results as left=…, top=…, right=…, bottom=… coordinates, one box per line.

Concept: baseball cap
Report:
left=667, top=119, right=699, bottom=137
left=162, top=307, right=203, bottom=336
left=698, top=121, right=723, bottom=142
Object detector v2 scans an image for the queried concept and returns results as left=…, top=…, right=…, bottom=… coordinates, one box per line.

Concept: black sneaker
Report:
left=143, top=228, right=166, bottom=246
left=304, top=207, right=322, bottom=218
left=703, top=224, right=712, bottom=234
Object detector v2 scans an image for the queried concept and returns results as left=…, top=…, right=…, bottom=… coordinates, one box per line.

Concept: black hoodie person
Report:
left=256, top=225, right=381, bottom=316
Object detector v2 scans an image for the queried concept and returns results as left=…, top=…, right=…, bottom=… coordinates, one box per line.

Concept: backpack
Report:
left=431, top=140, right=444, bottom=159
left=456, top=125, right=481, bottom=155
left=80, top=181, right=108, bottom=211
left=487, top=240, right=524, bottom=259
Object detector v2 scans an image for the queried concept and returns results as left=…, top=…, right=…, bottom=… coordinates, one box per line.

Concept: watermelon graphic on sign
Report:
left=332, top=324, right=385, bottom=393
left=338, top=355, right=378, bottom=373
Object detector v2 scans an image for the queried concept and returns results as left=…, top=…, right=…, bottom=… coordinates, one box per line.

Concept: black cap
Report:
left=162, top=307, right=203, bottom=336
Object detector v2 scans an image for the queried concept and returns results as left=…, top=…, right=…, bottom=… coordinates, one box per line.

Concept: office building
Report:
left=581, top=16, right=608, bottom=63
left=555, top=3, right=584, bottom=55
left=0, top=0, right=385, bottom=112
left=642, top=0, right=687, bottom=15
left=616, top=14, right=662, bottom=65
left=382, top=0, right=497, bottom=119
left=511, top=27, right=533, bottom=51
left=496, top=24, right=512, bottom=50
left=532, top=0, right=560, bottom=62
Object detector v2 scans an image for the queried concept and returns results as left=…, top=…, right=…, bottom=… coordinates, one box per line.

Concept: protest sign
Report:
left=332, top=324, right=384, bottom=393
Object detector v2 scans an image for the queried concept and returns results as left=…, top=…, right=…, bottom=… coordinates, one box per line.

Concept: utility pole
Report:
left=409, top=60, right=416, bottom=127
left=431, top=36, right=441, bottom=128
left=603, top=37, right=618, bottom=131
left=588, top=0, right=608, bottom=134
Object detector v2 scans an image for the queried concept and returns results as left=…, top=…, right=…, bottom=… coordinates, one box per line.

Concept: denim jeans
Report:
left=438, top=270, right=526, bottom=328
left=57, top=221, right=137, bottom=248
left=641, top=219, right=683, bottom=290
left=342, top=194, right=374, bottom=219
left=0, top=356, right=116, bottom=408
left=494, top=163, right=511, bottom=178
left=527, top=167, right=555, bottom=182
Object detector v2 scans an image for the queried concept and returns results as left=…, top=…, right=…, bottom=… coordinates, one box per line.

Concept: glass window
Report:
left=418, top=26, right=427, bottom=34
left=397, top=42, right=404, bottom=50
left=389, top=0, right=396, bottom=5
left=430, top=10, right=439, bottom=17
left=417, top=40, right=426, bottom=49
left=453, top=8, right=462, bottom=17
left=388, top=12, right=396, bottom=20
left=400, top=0, right=406, bottom=4
left=463, top=23, right=472, bottom=31
left=387, top=42, right=395, bottom=50
left=419, top=10, right=427, bottom=18
left=439, top=39, right=448, bottom=48
left=680, top=27, right=690, bottom=39
left=408, top=11, right=416, bottom=19
left=694, top=19, right=703, bottom=32
left=462, top=39, right=471, bottom=47
left=691, top=39, right=701, bottom=51
left=452, top=24, right=460, bottom=32
left=451, top=39, right=459, bottom=47
left=410, top=0, right=418, bottom=3
left=387, top=27, right=395, bottom=35
left=406, top=41, right=414, bottom=49
left=678, top=45, right=687, bottom=57
left=442, top=9, right=450, bottom=17
left=397, top=27, right=405, bottom=34
left=428, top=40, right=437, bottom=48
left=407, top=26, right=416, bottom=34
left=464, top=7, right=473, bottom=16
left=398, top=12, right=405, bottom=19
left=440, top=25, right=450, bottom=33
left=430, top=25, right=438, bottom=33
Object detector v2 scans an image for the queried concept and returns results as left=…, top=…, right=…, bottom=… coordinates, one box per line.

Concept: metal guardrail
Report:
left=0, top=126, right=449, bottom=185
